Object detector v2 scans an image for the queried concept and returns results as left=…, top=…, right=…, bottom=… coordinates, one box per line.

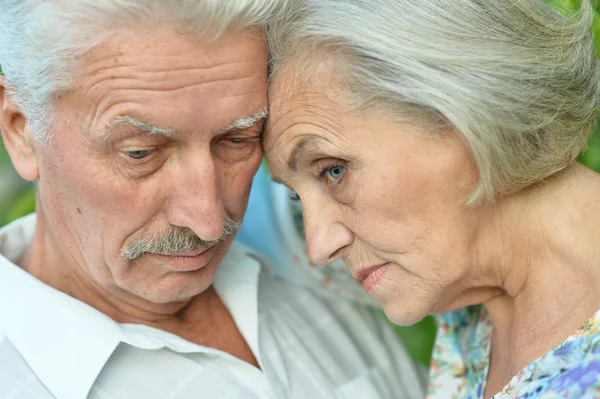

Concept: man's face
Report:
left=34, top=27, right=267, bottom=304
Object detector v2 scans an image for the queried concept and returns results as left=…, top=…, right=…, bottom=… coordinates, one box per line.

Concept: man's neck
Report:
left=18, top=210, right=259, bottom=367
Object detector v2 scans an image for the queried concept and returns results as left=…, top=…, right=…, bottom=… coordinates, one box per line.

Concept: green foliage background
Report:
left=0, top=0, right=599, bottom=368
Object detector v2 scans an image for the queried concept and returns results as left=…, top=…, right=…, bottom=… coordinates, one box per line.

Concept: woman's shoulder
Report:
left=495, top=309, right=600, bottom=398
left=496, top=338, right=600, bottom=398
left=430, top=307, right=600, bottom=398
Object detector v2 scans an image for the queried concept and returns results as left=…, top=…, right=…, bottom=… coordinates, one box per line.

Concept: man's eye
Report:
left=229, top=137, right=247, bottom=144
left=225, top=136, right=261, bottom=145
left=213, top=136, right=260, bottom=162
left=127, top=150, right=152, bottom=160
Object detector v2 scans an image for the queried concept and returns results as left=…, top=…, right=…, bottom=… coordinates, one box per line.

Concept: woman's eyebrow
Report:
left=270, top=176, right=294, bottom=192
left=287, top=136, right=320, bottom=171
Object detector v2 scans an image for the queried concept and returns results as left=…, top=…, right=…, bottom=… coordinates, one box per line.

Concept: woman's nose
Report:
left=303, top=206, right=353, bottom=265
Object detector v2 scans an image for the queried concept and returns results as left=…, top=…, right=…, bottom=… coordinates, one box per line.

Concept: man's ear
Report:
left=0, top=76, right=39, bottom=182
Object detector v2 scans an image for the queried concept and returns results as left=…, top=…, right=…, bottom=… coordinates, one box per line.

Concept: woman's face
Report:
left=264, top=70, right=486, bottom=325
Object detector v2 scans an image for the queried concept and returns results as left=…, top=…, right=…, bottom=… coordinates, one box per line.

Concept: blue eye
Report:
left=289, top=191, right=300, bottom=202
left=127, top=150, right=152, bottom=160
left=323, top=165, right=345, bottom=181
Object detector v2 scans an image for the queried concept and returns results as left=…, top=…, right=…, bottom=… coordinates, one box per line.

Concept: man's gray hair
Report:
left=121, top=217, right=243, bottom=261
left=0, top=0, right=287, bottom=145
left=267, top=0, right=599, bottom=204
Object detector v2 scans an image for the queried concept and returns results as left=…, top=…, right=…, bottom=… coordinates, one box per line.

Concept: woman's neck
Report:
left=478, top=163, right=600, bottom=397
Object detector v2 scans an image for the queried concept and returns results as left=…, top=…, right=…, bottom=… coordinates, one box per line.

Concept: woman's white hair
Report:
left=0, top=0, right=287, bottom=145
left=267, top=0, right=599, bottom=204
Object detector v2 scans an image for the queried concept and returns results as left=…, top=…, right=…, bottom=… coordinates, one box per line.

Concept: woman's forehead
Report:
left=264, top=88, right=350, bottom=158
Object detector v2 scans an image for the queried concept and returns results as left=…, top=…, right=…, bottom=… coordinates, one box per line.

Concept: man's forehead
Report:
left=79, top=26, right=266, bottom=72
left=65, top=27, right=269, bottom=141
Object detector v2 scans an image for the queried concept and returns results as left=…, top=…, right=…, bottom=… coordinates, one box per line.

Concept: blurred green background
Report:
left=0, top=0, right=599, bottom=369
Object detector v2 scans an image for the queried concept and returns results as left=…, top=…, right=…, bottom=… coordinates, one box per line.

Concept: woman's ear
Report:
left=0, top=76, right=39, bottom=182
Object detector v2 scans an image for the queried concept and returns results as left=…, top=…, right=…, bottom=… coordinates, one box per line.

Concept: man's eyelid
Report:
left=111, top=134, right=169, bottom=151
left=125, top=149, right=153, bottom=159
left=120, top=143, right=156, bottom=150
left=117, top=145, right=160, bottom=160
left=216, top=124, right=264, bottom=139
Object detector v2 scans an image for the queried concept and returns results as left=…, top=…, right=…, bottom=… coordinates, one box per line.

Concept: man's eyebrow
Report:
left=218, top=108, right=268, bottom=135
left=109, top=115, right=177, bottom=137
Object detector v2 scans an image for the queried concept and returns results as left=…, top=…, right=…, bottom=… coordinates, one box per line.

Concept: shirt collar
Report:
left=213, top=240, right=263, bottom=365
left=0, top=214, right=124, bottom=399
left=0, top=215, right=264, bottom=399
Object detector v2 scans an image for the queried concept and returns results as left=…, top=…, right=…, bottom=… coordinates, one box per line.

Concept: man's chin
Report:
left=120, top=239, right=232, bottom=305
left=125, top=260, right=220, bottom=305
left=145, top=279, right=215, bottom=305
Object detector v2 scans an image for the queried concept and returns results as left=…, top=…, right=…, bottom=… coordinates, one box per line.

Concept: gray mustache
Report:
left=120, top=217, right=242, bottom=261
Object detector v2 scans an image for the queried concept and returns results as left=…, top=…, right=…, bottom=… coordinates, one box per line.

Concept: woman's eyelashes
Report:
left=288, top=162, right=348, bottom=202
left=318, top=164, right=346, bottom=183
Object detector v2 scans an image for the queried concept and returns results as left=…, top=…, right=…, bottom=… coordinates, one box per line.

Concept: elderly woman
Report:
left=263, top=0, right=600, bottom=397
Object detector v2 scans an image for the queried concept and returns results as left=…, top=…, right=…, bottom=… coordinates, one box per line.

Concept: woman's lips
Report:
left=354, top=263, right=391, bottom=293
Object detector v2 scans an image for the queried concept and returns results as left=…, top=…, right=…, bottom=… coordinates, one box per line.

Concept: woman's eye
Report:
left=289, top=191, right=301, bottom=202
left=127, top=150, right=152, bottom=160
left=322, top=165, right=345, bottom=181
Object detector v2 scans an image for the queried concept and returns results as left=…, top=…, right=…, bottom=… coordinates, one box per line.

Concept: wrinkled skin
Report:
left=263, top=64, right=600, bottom=395
left=1, top=27, right=267, bottom=317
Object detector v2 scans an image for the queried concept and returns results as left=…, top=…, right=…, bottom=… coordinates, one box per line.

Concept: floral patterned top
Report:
left=427, top=305, right=600, bottom=398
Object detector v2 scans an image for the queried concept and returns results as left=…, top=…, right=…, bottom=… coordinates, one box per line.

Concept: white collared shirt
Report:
left=0, top=215, right=425, bottom=399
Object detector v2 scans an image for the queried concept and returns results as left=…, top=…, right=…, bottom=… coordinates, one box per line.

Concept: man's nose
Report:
left=303, top=201, right=353, bottom=265
left=165, top=155, right=225, bottom=241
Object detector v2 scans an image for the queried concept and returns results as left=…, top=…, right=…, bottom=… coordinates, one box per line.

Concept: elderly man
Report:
left=0, top=1, right=424, bottom=398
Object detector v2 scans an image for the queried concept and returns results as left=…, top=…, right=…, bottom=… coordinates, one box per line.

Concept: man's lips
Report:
left=152, top=248, right=210, bottom=257
left=354, top=263, right=391, bottom=293
left=148, top=245, right=218, bottom=272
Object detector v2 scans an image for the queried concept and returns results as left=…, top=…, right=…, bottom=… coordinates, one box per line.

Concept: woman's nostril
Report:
left=328, top=245, right=349, bottom=264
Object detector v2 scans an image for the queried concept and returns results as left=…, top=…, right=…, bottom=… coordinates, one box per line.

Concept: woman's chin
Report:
left=382, top=303, right=429, bottom=326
